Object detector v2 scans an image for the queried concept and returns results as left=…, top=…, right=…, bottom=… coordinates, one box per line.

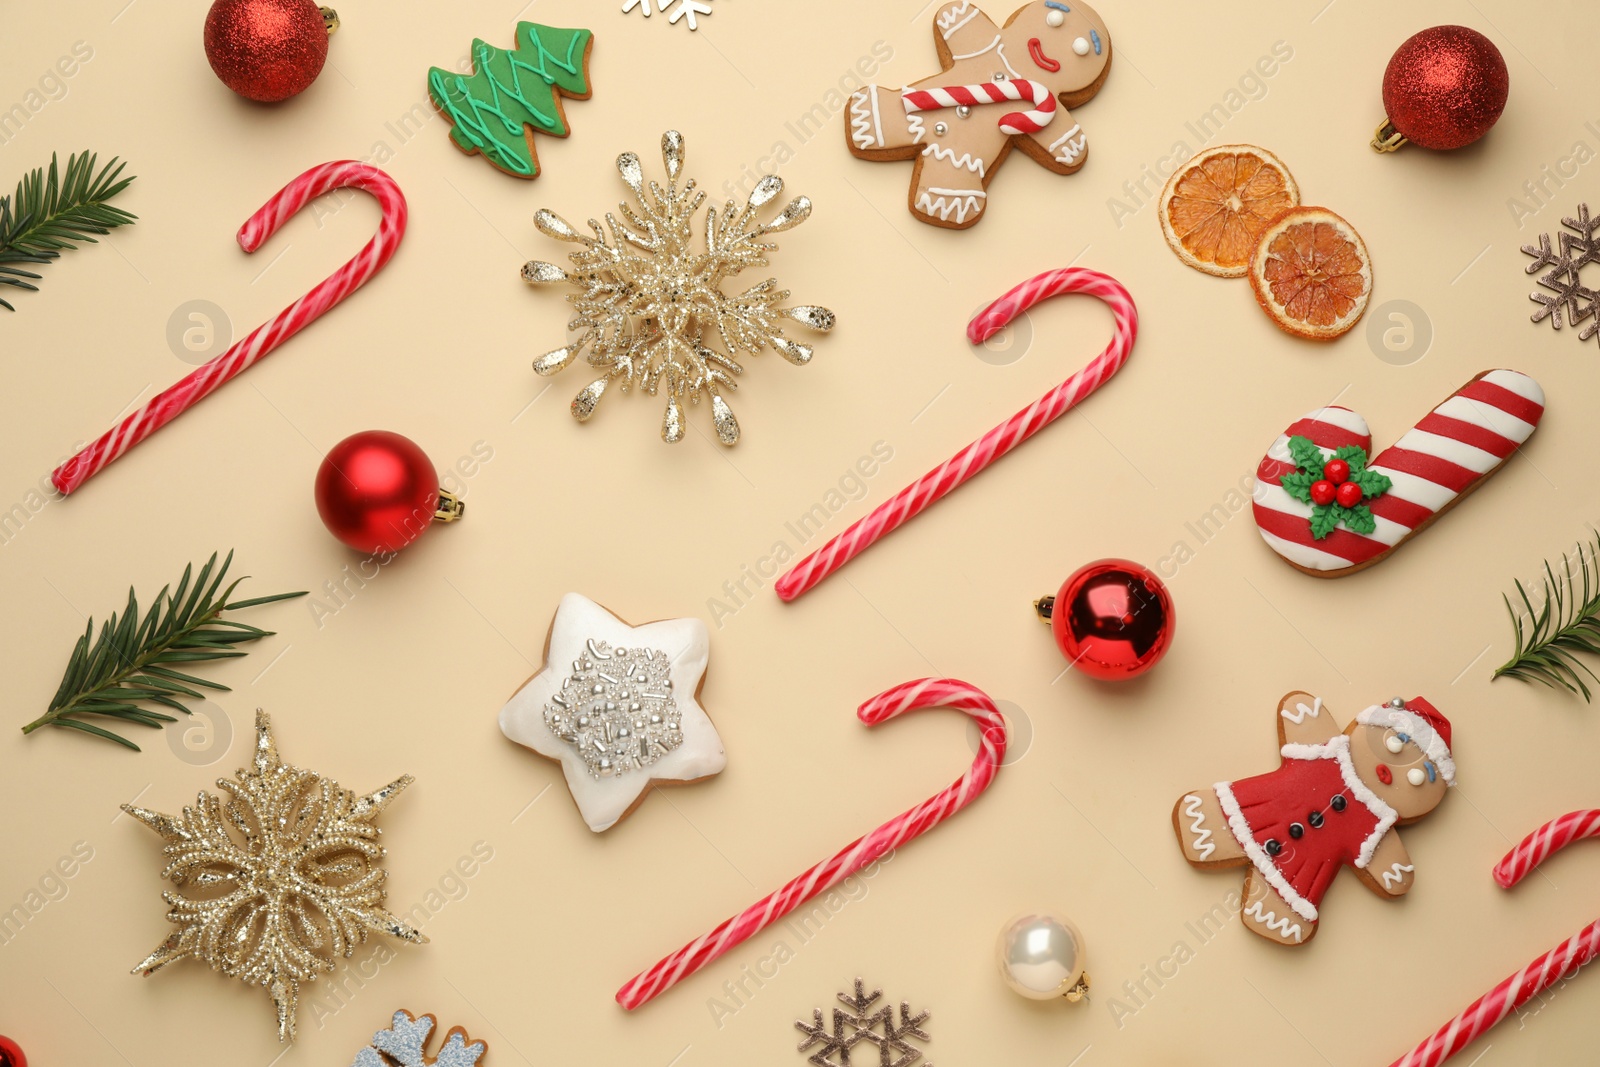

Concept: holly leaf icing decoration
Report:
left=1286, top=436, right=1325, bottom=480
left=1308, top=502, right=1379, bottom=540
left=1309, top=504, right=1340, bottom=540
left=1334, top=444, right=1368, bottom=472
left=1339, top=503, right=1377, bottom=536
left=1351, top=467, right=1393, bottom=497
left=1280, top=470, right=1316, bottom=505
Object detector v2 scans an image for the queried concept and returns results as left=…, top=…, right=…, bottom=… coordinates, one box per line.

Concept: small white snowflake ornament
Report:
left=622, top=0, right=713, bottom=31
left=353, top=1010, right=487, bottom=1067
left=499, top=593, right=725, bottom=832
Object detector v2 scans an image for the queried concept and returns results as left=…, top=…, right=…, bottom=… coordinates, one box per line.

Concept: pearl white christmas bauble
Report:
left=996, top=913, right=1088, bottom=1000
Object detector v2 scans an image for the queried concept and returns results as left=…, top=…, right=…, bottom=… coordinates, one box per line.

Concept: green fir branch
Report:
left=1493, top=531, right=1600, bottom=702
left=0, top=151, right=137, bottom=311
left=22, top=552, right=305, bottom=750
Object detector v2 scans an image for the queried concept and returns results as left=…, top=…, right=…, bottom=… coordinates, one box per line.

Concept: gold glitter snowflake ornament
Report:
left=122, top=710, right=426, bottom=1042
left=522, top=130, right=836, bottom=445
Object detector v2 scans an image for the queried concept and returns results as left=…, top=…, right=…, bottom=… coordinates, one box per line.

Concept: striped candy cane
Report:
left=775, top=267, right=1137, bottom=602
left=52, top=161, right=408, bottom=495
left=1492, top=809, right=1600, bottom=888
left=616, top=677, right=1007, bottom=1010
left=902, top=78, right=1057, bottom=135
left=1389, top=810, right=1600, bottom=1067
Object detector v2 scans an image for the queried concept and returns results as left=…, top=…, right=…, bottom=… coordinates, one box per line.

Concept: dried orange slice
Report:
left=1159, top=145, right=1300, bottom=278
left=1249, top=207, right=1372, bottom=341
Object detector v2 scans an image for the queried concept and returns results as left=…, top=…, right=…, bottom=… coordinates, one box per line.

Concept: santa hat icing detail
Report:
left=1357, top=697, right=1455, bottom=786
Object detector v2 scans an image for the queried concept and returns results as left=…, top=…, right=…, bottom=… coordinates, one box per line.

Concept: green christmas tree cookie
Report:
left=428, top=22, right=594, bottom=179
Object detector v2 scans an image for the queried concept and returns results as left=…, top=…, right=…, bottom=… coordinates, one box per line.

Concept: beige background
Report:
left=3, top=0, right=1599, bottom=1063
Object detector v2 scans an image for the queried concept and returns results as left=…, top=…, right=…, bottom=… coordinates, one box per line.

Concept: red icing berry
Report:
left=1336, top=481, right=1363, bottom=508
left=1310, top=479, right=1336, bottom=505
left=1324, top=458, right=1350, bottom=484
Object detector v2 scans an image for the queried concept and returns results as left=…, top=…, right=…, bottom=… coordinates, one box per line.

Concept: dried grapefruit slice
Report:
left=1249, top=207, right=1372, bottom=341
left=1159, top=145, right=1300, bottom=278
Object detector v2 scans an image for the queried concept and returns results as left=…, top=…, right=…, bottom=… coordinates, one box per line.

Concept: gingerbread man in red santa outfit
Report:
left=1173, top=692, right=1454, bottom=946
left=846, top=0, right=1113, bottom=228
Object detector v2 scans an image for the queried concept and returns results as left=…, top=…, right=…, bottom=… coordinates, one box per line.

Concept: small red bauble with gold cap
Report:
left=1036, top=558, right=1175, bottom=681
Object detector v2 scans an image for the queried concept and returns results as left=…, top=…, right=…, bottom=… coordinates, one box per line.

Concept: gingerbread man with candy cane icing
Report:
left=846, top=0, right=1112, bottom=229
left=1172, top=692, right=1453, bottom=947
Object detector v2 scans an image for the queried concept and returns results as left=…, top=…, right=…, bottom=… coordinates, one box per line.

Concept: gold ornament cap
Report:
left=434, top=489, right=465, bottom=523
left=1371, top=118, right=1407, bottom=153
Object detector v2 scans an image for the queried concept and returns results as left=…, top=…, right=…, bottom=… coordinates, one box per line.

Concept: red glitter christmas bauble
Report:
left=1377, top=26, right=1508, bottom=151
left=1043, top=559, right=1175, bottom=682
left=203, top=0, right=333, bottom=103
left=314, top=431, right=463, bottom=555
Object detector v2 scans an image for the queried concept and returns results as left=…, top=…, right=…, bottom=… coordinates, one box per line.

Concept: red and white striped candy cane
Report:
left=776, top=267, right=1137, bottom=602
left=902, top=78, right=1057, bottom=134
left=616, top=677, right=1006, bottom=1010
left=1388, top=810, right=1600, bottom=1067
left=1492, top=809, right=1600, bottom=888
left=52, top=160, right=408, bottom=495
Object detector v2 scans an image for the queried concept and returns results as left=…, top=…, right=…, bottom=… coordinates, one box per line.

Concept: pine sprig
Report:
left=0, top=151, right=137, bottom=311
left=1493, top=531, right=1600, bottom=701
left=21, top=552, right=305, bottom=750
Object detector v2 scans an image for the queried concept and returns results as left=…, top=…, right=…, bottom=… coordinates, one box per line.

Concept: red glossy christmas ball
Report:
left=204, top=0, right=335, bottom=103
left=1041, top=559, right=1175, bottom=682
left=0, top=1035, right=26, bottom=1067
left=314, top=431, right=463, bottom=554
left=1377, top=26, right=1508, bottom=151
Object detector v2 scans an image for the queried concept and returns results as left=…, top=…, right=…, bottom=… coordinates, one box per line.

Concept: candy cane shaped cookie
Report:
left=1388, top=810, right=1600, bottom=1067
left=52, top=161, right=407, bottom=495
left=1252, top=370, right=1544, bottom=577
left=845, top=1, right=1112, bottom=228
left=776, top=267, right=1136, bottom=602
left=616, top=677, right=1006, bottom=1009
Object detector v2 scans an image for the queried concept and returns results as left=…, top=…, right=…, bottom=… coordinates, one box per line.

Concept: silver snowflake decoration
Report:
left=1523, top=202, right=1600, bottom=344
left=353, top=1010, right=487, bottom=1067
left=621, top=0, right=714, bottom=30
left=522, top=130, right=835, bottom=445
left=544, top=638, right=683, bottom=778
left=796, top=978, right=933, bottom=1067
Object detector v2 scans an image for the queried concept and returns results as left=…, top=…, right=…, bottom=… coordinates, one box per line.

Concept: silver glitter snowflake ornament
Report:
left=522, top=130, right=835, bottom=445
left=353, top=1009, right=488, bottom=1067
left=796, top=978, right=933, bottom=1067
left=122, top=710, right=426, bottom=1042
left=1522, top=202, right=1600, bottom=344
left=544, top=637, right=684, bottom=778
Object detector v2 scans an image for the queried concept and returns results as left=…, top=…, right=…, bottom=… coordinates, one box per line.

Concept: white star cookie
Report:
left=499, top=593, right=725, bottom=832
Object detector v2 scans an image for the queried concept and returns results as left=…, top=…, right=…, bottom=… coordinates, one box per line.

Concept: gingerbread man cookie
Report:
left=1173, top=693, right=1454, bottom=946
left=847, top=0, right=1112, bottom=229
